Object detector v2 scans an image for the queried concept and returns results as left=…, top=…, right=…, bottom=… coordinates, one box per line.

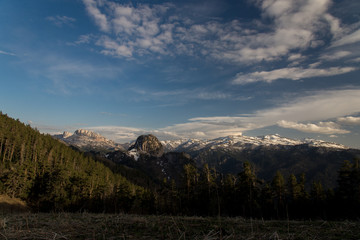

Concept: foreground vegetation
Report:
left=1, top=212, right=360, bottom=240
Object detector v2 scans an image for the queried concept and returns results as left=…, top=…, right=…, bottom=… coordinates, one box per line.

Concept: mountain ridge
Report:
left=161, top=134, right=349, bottom=152
left=54, top=130, right=351, bottom=152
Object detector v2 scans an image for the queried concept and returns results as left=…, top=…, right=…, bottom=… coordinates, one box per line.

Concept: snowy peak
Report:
left=161, top=134, right=349, bottom=152
left=61, top=131, right=73, bottom=139
left=303, top=138, right=348, bottom=149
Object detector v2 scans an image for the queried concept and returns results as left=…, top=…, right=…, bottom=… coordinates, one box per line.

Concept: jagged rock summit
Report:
left=54, top=129, right=124, bottom=152
left=108, top=134, right=192, bottom=185
left=129, top=134, right=164, bottom=157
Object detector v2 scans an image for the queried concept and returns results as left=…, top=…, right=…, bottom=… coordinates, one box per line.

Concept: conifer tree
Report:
left=271, top=171, right=285, bottom=218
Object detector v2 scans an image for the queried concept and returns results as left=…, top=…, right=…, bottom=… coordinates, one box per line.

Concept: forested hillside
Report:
left=0, top=112, right=154, bottom=213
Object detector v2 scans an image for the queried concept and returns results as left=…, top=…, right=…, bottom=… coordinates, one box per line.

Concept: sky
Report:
left=1, top=0, right=360, bottom=148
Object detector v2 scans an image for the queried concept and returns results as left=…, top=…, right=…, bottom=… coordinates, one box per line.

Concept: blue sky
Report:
left=1, top=0, right=360, bottom=148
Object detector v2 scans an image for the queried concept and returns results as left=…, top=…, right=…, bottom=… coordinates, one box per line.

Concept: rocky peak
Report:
left=53, top=129, right=124, bottom=152
left=130, top=134, right=164, bottom=157
left=62, top=131, right=73, bottom=139
left=75, top=129, right=100, bottom=138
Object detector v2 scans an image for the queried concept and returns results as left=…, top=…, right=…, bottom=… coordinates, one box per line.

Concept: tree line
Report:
left=156, top=159, right=360, bottom=219
left=1, top=112, right=359, bottom=219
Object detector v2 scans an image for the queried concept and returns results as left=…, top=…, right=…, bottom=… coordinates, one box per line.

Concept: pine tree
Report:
left=271, top=171, right=285, bottom=218
left=236, top=162, right=259, bottom=217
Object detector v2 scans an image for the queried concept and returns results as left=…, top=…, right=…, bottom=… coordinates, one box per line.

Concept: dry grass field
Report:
left=0, top=212, right=359, bottom=240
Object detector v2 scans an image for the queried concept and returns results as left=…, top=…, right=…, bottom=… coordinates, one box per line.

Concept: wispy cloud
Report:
left=25, top=53, right=123, bottom=95
left=233, top=66, right=357, bottom=84
left=82, top=0, right=347, bottom=64
left=320, top=50, right=352, bottom=61
left=83, top=0, right=174, bottom=57
left=331, top=28, right=360, bottom=47
left=75, top=34, right=93, bottom=44
left=165, top=88, right=360, bottom=137
left=127, top=87, right=238, bottom=103
left=277, top=120, right=349, bottom=134
left=46, top=15, right=76, bottom=27
left=0, top=50, right=15, bottom=56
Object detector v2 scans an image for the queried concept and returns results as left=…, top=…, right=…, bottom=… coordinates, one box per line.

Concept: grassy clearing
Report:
left=0, top=213, right=359, bottom=240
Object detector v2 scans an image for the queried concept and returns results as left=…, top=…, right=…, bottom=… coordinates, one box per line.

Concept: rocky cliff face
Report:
left=53, top=129, right=124, bottom=152
left=129, top=134, right=164, bottom=157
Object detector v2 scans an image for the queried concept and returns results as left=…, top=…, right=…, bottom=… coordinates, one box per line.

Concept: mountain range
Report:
left=53, top=129, right=360, bottom=188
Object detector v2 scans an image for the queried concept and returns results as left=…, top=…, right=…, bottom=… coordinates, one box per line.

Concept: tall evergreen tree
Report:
left=271, top=171, right=286, bottom=218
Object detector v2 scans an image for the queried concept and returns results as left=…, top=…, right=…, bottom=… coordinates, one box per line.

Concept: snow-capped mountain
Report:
left=161, top=134, right=348, bottom=152
left=53, top=129, right=125, bottom=152
left=54, top=129, right=349, bottom=153
left=161, top=134, right=358, bottom=188
left=53, top=130, right=359, bottom=188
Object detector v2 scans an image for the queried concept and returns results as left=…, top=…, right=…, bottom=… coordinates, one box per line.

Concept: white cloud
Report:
left=46, top=15, right=76, bottom=27
left=277, top=120, right=349, bottom=134
left=96, top=36, right=133, bottom=57
left=337, top=116, right=360, bottom=125
left=233, top=66, right=357, bottom=84
left=83, top=0, right=110, bottom=32
left=210, top=0, right=340, bottom=63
